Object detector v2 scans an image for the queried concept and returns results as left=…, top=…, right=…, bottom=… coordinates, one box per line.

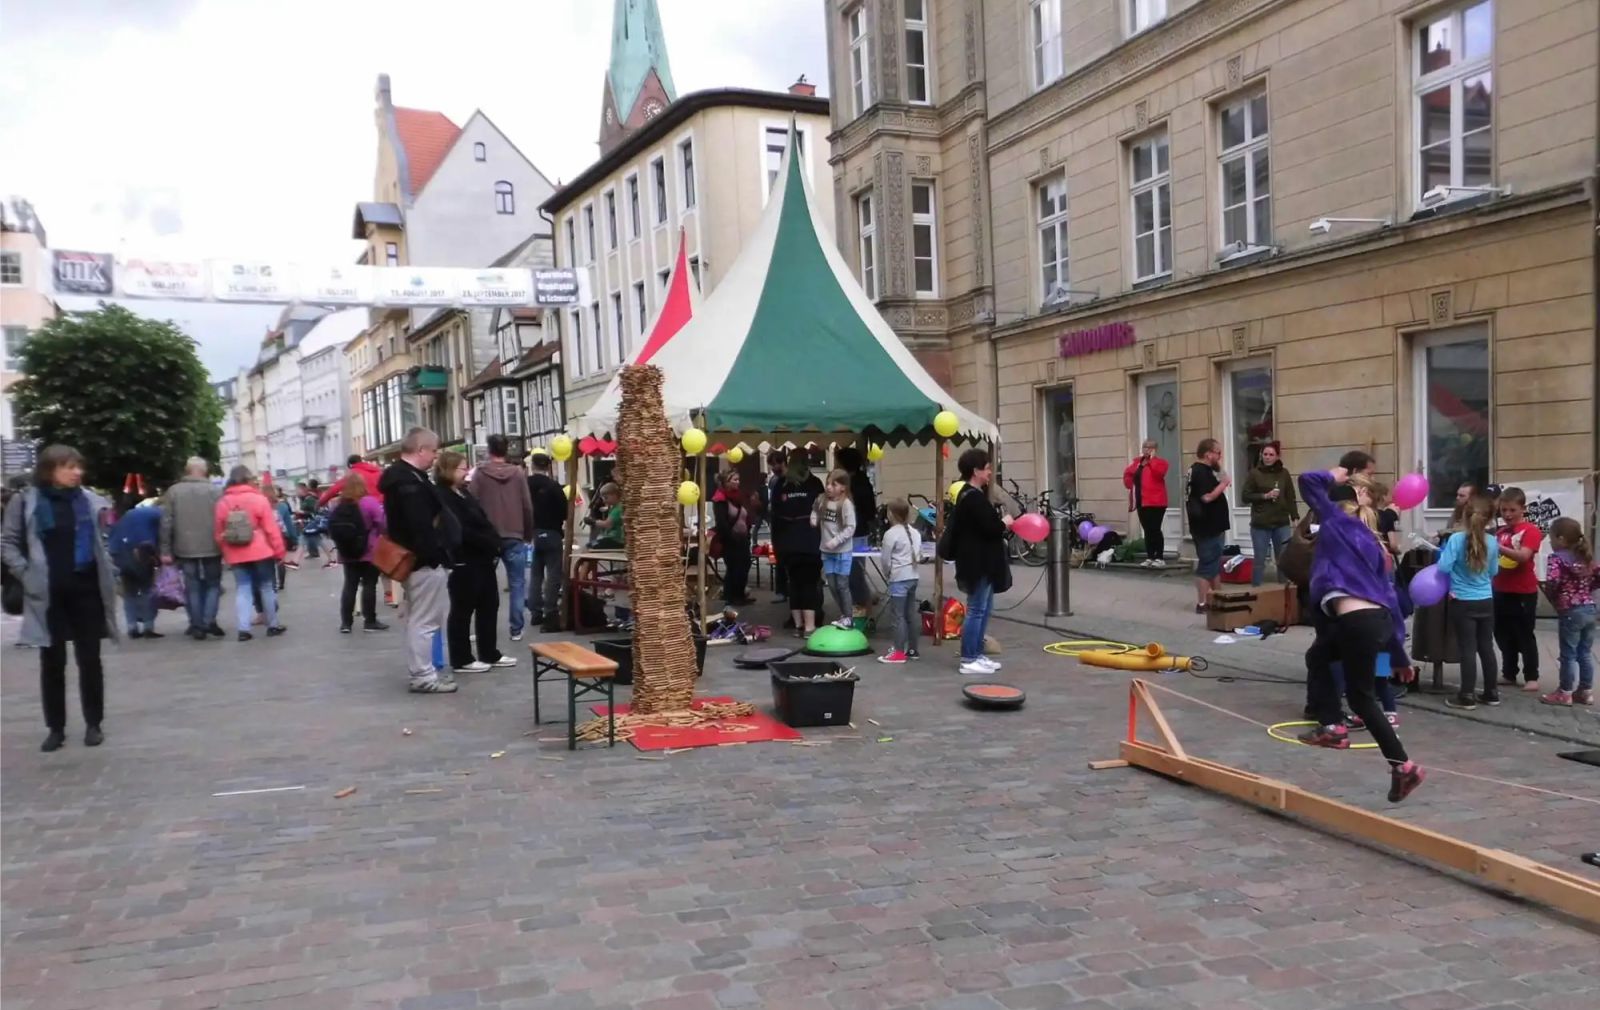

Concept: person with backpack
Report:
left=108, top=501, right=164, bottom=639
left=213, top=465, right=287, bottom=641
left=328, top=472, right=388, bottom=634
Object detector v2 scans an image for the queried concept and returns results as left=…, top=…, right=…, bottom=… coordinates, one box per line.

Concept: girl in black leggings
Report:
left=1297, top=467, right=1425, bottom=803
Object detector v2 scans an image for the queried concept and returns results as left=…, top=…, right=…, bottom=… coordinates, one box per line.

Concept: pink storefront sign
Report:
left=1057, top=321, right=1136, bottom=359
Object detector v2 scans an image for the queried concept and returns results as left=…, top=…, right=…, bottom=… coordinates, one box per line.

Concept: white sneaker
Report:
left=1151, top=559, right=1167, bottom=569
left=832, top=617, right=855, bottom=630
left=977, top=656, right=1002, bottom=671
left=491, top=656, right=518, bottom=668
left=1139, top=559, right=1154, bottom=568
left=454, top=661, right=492, bottom=674
left=959, top=660, right=991, bottom=676
left=510, top=631, right=524, bottom=642
left=409, top=674, right=458, bottom=694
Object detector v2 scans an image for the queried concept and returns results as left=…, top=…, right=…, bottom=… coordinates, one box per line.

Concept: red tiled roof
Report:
left=394, top=107, right=461, bottom=196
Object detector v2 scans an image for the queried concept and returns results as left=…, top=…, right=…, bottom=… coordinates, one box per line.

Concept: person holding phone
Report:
left=1123, top=439, right=1170, bottom=568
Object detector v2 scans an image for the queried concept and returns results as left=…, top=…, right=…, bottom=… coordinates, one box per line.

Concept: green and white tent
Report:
left=575, top=125, right=997, bottom=447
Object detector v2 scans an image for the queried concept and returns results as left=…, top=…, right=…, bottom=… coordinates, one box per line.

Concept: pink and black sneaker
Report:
left=1298, top=724, right=1350, bottom=749
left=1388, top=761, right=1425, bottom=803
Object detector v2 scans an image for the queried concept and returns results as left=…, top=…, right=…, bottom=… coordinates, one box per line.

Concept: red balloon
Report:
left=1013, top=512, right=1049, bottom=544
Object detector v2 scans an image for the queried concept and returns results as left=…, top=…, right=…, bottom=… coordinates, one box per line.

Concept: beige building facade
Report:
left=545, top=87, right=835, bottom=426
left=1, top=198, right=57, bottom=450
left=827, top=0, right=1598, bottom=546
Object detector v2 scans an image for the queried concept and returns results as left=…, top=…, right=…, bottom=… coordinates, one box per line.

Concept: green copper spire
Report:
left=608, top=0, right=676, bottom=117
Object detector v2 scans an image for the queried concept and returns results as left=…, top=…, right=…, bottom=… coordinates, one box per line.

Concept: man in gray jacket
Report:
left=160, top=457, right=224, bottom=640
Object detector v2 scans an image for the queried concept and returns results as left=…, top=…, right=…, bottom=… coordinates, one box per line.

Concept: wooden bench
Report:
left=530, top=641, right=619, bottom=750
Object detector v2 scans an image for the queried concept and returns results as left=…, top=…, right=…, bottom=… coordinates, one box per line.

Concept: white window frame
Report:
left=473, top=141, right=486, bottom=162
left=650, top=155, right=669, bottom=227
left=569, top=308, right=586, bottom=376
left=633, top=280, right=648, bottom=335
left=582, top=202, right=597, bottom=263
left=910, top=180, right=939, bottom=298
left=603, top=188, right=618, bottom=250
left=904, top=0, right=931, bottom=105
left=494, top=180, right=515, bottom=215
left=384, top=241, right=400, bottom=266
left=759, top=121, right=813, bottom=202
left=1129, top=0, right=1168, bottom=36
left=688, top=255, right=701, bottom=289
left=502, top=385, right=522, bottom=435
left=678, top=135, right=697, bottom=210
left=0, top=251, right=23, bottom=286
left=1036, top=171, right=1069, bottom=307
left=847, top=4, right=872, bottom=117
left=3, top=325, right=28, bottom=371
left=589, top=301, right=603, bottom=372
left=657, top=267, right=670, bottom=293
left=1412, top=323, right=1492, bottom=518
left=1411, top=0, right=1495, bottom=212
left=611, top=291, right=625, bottom=363
left=564, top=217, right=577, bottom=267
left=1217, top=90, right=1272, bottom=254
left=1129, top=131, right=1172, bottom=283
left=855, top=191, right=878, bottom=301
left=625, top=173, right=642, bottom=240
left=1030, top=0, right=1064, bottom=90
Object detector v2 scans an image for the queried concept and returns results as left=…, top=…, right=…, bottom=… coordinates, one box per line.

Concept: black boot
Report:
left=84, top=726, right=103, bottom=746
left=41, top=730, right=65, bottom=752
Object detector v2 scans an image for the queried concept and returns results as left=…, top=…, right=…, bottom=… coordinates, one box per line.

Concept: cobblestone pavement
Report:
left=3, top=563, right=1597, bottom=1010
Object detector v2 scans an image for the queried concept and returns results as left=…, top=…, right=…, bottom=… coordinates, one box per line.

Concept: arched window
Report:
left=494, top=181, right=514, bottom=214
left=473, top=141, right=486, bottom=161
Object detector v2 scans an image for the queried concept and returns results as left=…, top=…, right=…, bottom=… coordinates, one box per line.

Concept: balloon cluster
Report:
left=1077, top=519, right=1111, bottom=545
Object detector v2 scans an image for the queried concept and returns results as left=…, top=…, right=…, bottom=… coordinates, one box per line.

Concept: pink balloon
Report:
left=1392, top=472, right=1429, bottom=511
left=1013, top=513, right=1049, bottom=544
left=1409, top=564, right=1449, bottom=608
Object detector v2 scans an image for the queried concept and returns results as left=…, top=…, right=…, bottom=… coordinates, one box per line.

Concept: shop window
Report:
left=1223, top=361, right=1274, bottom=506
left=1415, top=326, right=1490, bottom=509
left=1043, top=386, right=1077, bottom=503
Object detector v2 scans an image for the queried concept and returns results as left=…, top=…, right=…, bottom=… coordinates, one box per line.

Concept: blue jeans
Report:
left=232, top=559, right=278, bottom=631
left=122, top=578, right=157, bottom=631
left=959, top=577, right=994, bottom=662
left=889, top=578, right=919, bottom=654
left=528, top=529, right=564, bottom=621
left=302, top=531, right=322, bottom=558
left=500, top=539, right=529, bottom=636
left=179, top=556, right=222, bottom=632
left=1557, top=603, right=1596, bottom=693
left=1250, top=525, right=1293, bottom=586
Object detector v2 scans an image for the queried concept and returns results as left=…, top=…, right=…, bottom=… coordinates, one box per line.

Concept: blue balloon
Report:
left=1409, top=564, right=1449, bottom=608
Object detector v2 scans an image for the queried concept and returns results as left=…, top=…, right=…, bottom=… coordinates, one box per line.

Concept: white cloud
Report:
left=1, top=0, right=827, bottom=377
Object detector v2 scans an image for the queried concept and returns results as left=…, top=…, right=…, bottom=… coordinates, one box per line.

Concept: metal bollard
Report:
left=1046, top=513, right=1071, bottom=617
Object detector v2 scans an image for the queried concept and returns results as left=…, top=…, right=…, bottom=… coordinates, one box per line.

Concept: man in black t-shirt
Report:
left=525, top=453, right=569, bottom=628
left=1188, top=438, right=1233, bottom=614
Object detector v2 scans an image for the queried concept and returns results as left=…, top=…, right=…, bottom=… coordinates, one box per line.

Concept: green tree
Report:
left=12, top=303, right=223, bottom=489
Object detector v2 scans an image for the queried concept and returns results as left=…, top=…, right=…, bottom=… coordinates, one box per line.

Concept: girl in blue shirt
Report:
left=1435, top=494, right=1500, bottom=709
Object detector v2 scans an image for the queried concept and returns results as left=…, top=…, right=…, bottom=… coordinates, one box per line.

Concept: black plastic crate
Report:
left=768, top=660, right=859, bottom=727
left=592, top=637, right=707, bottom=686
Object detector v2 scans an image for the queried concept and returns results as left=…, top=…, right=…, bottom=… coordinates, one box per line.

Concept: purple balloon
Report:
left=1086, top=525, right=1110, bottom=545
left=1077, top=520, right=1095, bottom=539
left=1409, top=564, right=1449, bottom=608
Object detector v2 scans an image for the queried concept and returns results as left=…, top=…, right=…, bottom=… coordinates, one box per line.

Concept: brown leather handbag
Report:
left=371, top=535, right=415, bottom=583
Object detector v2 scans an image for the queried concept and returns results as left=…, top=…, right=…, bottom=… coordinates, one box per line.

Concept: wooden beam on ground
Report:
left=1131, top=680, right=1188, bottom=760
left=1087, top=759, right=1129, bottom=771
left=1117, top=682, right=1600, bottom=928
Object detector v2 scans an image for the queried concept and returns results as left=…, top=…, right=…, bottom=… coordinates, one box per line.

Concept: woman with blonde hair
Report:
left=1437, top=494, right=1501, bottom=709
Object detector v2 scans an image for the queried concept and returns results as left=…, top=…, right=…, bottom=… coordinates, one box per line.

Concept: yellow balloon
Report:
left=933, top=410, right=959, bottom=438
left=726, top=446, right=745, bottom=465
left=866, top=443, right=884, bottom=462
left=947, top=480, right=965, bottom=504
left=677, top=481, right=701, bottom=506
left=681, top=428, right=707, bottom=455
left=563, top=484, right=573, bottom=498
left=550, top=435, right=574, bottom=461
left=524, top=445, right=547, bottom=460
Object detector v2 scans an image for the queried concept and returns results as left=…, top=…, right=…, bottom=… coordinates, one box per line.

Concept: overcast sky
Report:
left=1, top=0, right=829, bottom=375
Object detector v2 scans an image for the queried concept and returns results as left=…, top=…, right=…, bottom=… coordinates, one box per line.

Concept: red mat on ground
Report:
left=591, top=696, right=802, bottom=751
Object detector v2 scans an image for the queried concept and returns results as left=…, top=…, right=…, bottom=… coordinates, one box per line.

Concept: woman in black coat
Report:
left=437, top=452, right=514, bottom=673
left=769, top=449, right=825, bottom=636
left=949, top=448, right=1012, bottom=676
left=712, top=469, right=755, bottom=606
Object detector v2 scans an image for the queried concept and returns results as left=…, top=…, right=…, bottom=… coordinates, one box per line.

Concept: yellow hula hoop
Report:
left=1044, top=640, right=1139, bottom=657
left=1267, top=720, right=1380, bottom=750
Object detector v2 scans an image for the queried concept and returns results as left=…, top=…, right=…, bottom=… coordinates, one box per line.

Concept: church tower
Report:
left=598, top=0, right=677, bottom=155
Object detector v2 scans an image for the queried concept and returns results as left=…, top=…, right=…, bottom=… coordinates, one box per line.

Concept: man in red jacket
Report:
left=319, top=455, right=385, bottom=506
left=1123, top=439, right=1170, bottom=568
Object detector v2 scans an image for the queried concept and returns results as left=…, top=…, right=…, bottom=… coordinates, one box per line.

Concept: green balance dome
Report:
left=804, top=625, right=872, bottom=657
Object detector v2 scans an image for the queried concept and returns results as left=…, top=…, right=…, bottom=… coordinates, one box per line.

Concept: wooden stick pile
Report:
left=574, top=701, right=758, bottom=744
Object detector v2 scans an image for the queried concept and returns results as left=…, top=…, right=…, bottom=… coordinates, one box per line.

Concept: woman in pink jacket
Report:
left=1123, top=439, right=1171, bottom=568
left=213, top=466, right=286, bottom=640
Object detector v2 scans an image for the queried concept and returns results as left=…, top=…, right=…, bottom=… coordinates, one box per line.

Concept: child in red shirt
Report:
left=1492, top=487, right=1543, bottom=691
